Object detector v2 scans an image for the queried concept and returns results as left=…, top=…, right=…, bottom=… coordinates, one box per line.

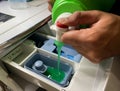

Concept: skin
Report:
left=48, top=0, right=120, bottom=63
left=48, top=0, right=55, bottom=11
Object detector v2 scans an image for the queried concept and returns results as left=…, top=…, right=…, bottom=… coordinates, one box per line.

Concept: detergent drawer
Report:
left=1, top=20, right=82, bottom=91
left=28, top=33, right=82, bottom=63
left=1, top=32, right=81, bottom=91
left=1, top=19, right=114, bottom=91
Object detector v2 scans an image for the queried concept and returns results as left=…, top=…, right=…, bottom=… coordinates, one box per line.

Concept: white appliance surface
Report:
left=0, top=0, right=51, bottom=45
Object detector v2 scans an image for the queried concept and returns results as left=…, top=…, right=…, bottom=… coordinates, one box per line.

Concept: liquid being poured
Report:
left=54, top=40, right=64, bottom=73
left=44, top=40, right=65, bottom=83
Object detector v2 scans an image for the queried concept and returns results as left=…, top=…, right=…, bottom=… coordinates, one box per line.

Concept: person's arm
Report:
left=58, top=11, right=120, bottom=63
left=47, top=0, right=120, bottom=63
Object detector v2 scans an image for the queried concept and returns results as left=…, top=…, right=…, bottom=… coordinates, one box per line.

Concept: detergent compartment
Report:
left=28, top=33, right=82, bottom=63
left=41, top=38, right=82, bottom=63
left=24, top=52, right=74, bottom=87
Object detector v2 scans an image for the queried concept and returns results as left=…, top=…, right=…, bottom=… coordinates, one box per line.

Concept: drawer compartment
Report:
left=2, top=40, right=36, bottom=65
left=28, top=33, right=82, bottom=63
left=24, top=52, right=74, bottom=87
left=1, top=40, right=80, bottom=91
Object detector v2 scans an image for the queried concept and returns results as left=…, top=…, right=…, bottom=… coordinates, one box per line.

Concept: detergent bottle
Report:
left=50, top=0, right=115, bottom=47
left=52, top=0, right=115, bottom=23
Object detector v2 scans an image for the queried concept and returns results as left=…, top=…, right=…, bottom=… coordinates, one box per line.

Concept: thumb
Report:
left=58, top=10, right=102, bottom=26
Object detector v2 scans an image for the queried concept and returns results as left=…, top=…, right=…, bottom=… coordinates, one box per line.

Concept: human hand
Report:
left=47, top=0, right=55, bottom=11
left=58, top=10, right=120, bottom=63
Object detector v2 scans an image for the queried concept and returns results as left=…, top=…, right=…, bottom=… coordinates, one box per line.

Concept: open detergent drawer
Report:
left=2, top=39, right=36, bottom=65
left=1, top=38, right=81, bottom=91
left=23, top=52, right=74, bottom=87
left=28, top=33, right=82, bottom=63
left=0, top=15, right=115, bottom=91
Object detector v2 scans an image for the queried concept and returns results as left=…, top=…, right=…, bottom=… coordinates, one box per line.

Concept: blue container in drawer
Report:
left=41, top=39, right=82, bottom=62
left=24, top=53, right=74, bottom=87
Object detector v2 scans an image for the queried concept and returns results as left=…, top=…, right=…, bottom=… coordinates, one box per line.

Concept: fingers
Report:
left=61, top=29, right=88, bottom=45
left=58, top=10, right=103, bottom=26
left=48, top=0, right=55, bottom=5
left=48, top=5, right=53, bottom=11
left=61, top=29, right=102, bottom=63
left=61, top=30, right=80, bottom=45
left=47, top=0, right=55, bottom=11
left=61, top=30, right=106, bottom=63
left=58, top=10, right=120, bottom=63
